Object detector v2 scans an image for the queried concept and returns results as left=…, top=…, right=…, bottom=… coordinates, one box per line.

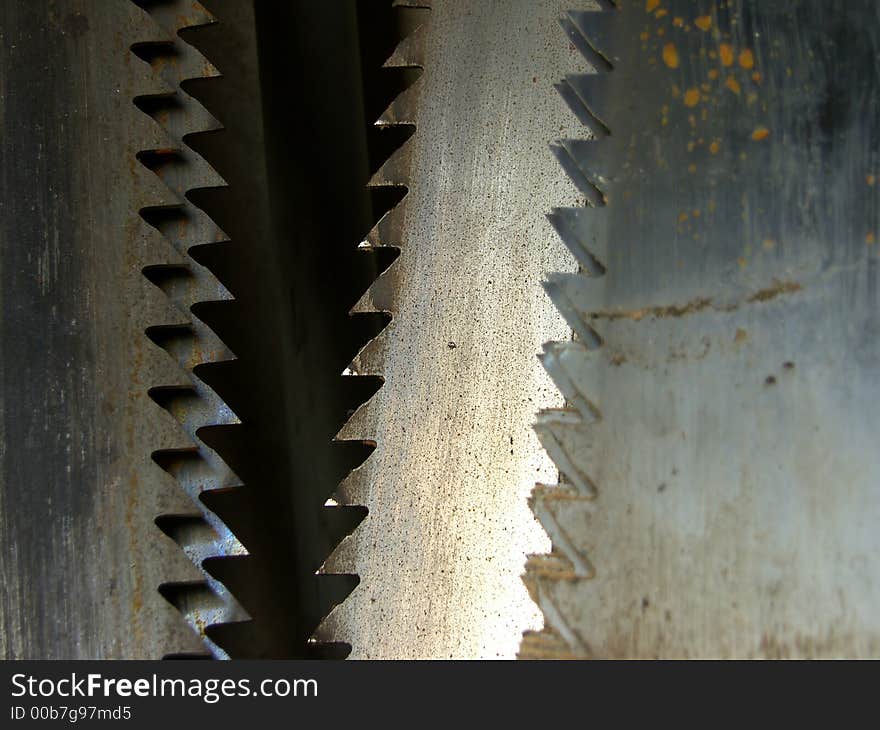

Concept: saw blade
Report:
left=315, top=0, right=582, bottom=658
left=525, top=0, right=880, bottom=658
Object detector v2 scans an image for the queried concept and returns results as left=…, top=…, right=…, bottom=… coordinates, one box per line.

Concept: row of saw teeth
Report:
left=131, top=0, right=247, bottom=659
left=312, top=1, right=431, bottom=648
left=521, top=2, right=617, bottom=660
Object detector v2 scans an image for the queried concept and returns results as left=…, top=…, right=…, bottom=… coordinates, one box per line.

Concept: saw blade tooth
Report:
left=384, top=18, right=428, bottom=68
left=346, top=323, right=392, bottom=376
left=518, top=626, right=580, bottom=659
left=137, top=148, right=226, bottom=198
left=142, top=263, right=234, bottom=315
left=131, top=0, right=216, bottom=36
left=547, top=206, right=607, bottom=276
left=551, top=142, right=606, bottom=207
left=563, top=72, right=613, bottom=138
left=365, top=197, right=409, bottom=248
left=377, top=80, right=422, bottom=126
left=529, top=488, right=595, bottom=579
left=543, top=273, right=604, bottom=349
left=534, top=410, right=597, bottom=499
left=350, top=262, right=399, bottom=315
left=132, top=40, right=221, bottom=86
left=565, top=6, right=620, bottom=65
left=369, top=140, right=413, bottom=185
left=540, top=342, right=602, bottom=424
left=318, top=533, right=359, bottom=575
left=560, top=138, right=614, bottom=192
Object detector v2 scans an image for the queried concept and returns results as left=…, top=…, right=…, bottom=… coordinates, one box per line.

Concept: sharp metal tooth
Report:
left=132, top=0, right=247, bottom=657
left=566, top=7, right=621, bottom=65
left=351, top=260, right=399, bottom=314
left=384, top=22, right=428, bottom=68
left=364, top=197, right=409, bottom=248
left=547, top=206, right=608, bottom=276
left=551, top=142, right=606, bottom=206
left=347, top=323, right=392, bottom=376
left=564, top=72, right=614, bottom=136
left=534, top=409, right=597, bottom=498
left=377, top=80, right=422, bottom=126
left=318, top=533, right=359, bottom=575
left=131, top=0, right=215, bottom=36
left=369, top=142, right=414, bottom=185
left=559, top=138, right=614, bottom=190
left=543, top=272, right=604, bottom=348
left=539, top=341, right=602, bottom=424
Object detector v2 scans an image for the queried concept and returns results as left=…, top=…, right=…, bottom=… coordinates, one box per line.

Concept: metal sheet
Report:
left=317, top=0, right=579, bottom=658
left=527, top=0, right=880, bottom=657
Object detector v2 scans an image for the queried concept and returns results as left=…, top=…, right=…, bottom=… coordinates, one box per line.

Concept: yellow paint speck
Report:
left=720, top=43, right=735, bottom=67
left=695, top=15, right=712, bottom=31
left=751, top=72, right=762, bottom=84
left=708, top=69, right=719, bottom=80
left=688, top=164, right=697, bottom=174
left=867, top=232, right=876, bottom=245
left=710, top=140, right=720, bottom=155
left=751, top=126, right=770, bottom=141
left=739, top=48, right=755, bottom=69
left=656, top=8, right=668, bottom=18
left=673, top=17, right=684, bottom=27
left=684, top=88, right=701, bottom=107
left=662, top=43, right=680, bottom=69
left=646, top=0, right=660, bottom=11
left=726, top=77, right=741, bottom=95
left=867, top=174, right=876, bottom=186
left=763, top=238, right=777, bottom=250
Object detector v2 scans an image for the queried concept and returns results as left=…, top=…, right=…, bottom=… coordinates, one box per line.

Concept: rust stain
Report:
left=751, top=126, right=770, bottom=141
left=734, top=328, right=748, bottom=344
left=662, top=43, right=680, bottom=69
left=739, top=48, right=755, bottom=69
left=719, top=43, right=735, bottom=67
left=746, top=280, right=802, bottom=302
left=646, top=0, right=660, bottom=12
left=694, top=15, right=712, bottom=31
left=725, top=77, right=741, bottom=95
left=683, top=88, right=701, bottom=107
left=588, top=281, right=802, bottom=323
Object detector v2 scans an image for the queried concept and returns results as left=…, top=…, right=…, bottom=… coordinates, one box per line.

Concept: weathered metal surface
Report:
left=0, top=0, right=206, bottom=658
left=317, top=0, right=579, bottom=658
left=525, top=0, right=880, bottom=658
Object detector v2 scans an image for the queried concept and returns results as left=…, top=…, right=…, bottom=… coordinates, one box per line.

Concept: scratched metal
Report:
left=0, top=0, right=208, bottom=658
left=316, top=0, right=579, bottom=658
left=525, top=0, right=880, bottom=657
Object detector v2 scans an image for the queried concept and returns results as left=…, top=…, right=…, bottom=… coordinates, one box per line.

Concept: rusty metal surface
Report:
left=0, top=0, right=206, bottom=658
left=316, top=0, right=580, bottom=658
left=525, top=0, right=880, bottom=658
